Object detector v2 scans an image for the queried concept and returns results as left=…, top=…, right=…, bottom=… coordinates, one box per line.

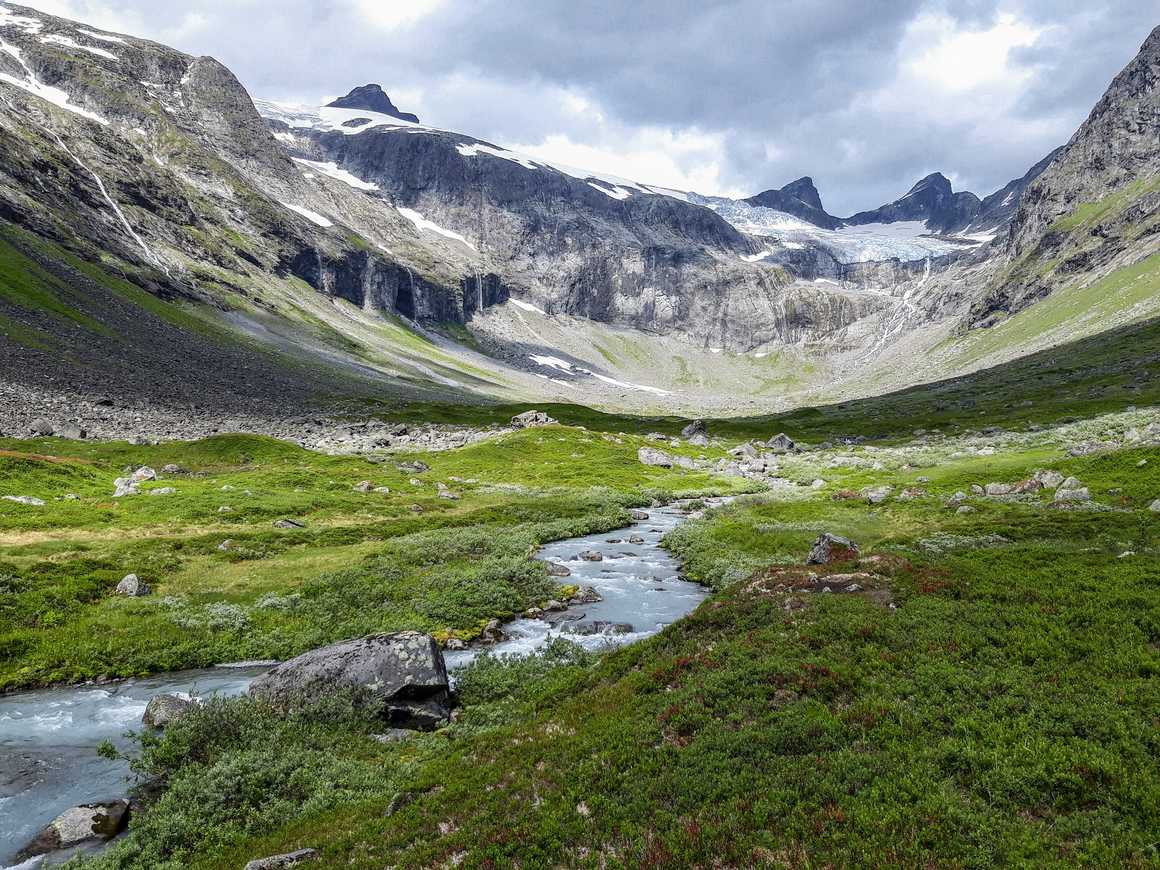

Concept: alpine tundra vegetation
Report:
left=0, top=1, right=1158, bottom=868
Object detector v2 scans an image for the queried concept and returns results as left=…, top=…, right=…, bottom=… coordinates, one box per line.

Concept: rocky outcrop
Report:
left=807, top=533, right=860, bottom=565
left=511, top=410, right=557, bottom=428
left=845, top=173, right=981, bottom=234
left=142, top=693, right=195, bottom=728
left=746, top=176, right=842, bottom=229
left=971, top=26, right=1160, bottom=326
left=248, top=631, right=451, bottom=729
left=244, top=848, right=320, bottom=870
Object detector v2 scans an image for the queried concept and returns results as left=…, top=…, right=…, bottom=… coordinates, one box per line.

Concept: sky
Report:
left=13, top=0, right=1158, bottom=214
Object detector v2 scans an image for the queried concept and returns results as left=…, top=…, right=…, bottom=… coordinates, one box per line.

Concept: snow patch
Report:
left=528, top=355, right=670, bottom=396
left=39, top=33, right=118, bottom=60
left=272, top=131, right=296, bottom=144
left=456, top=142, right=538, bottom=170
left=0, top=8, right=42, bottom=34
left=280, top=202, right=333, bottom=228
left=0, top=39, right=108, bottom=124
left=294, top=158, right=379, bottom=191
left=78, top=28, right=127, bottom=44
left=587, top=181, right=633, bottom=200
left=510, top=298, right=546, bottom=315
left=396, top=207, right=474, bottom=248
left=741, top=249, right=773, bottom=263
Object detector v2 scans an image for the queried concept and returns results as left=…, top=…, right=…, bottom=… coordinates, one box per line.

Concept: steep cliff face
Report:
left=970, top=25, right=1160, bottom=326
left=745, top=176, right=842, bottom=229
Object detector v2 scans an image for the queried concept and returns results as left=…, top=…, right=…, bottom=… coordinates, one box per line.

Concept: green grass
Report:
left=74, top=412, right=1160, bottom=868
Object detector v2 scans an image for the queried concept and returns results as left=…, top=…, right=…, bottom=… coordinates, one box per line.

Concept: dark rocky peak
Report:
left=327, top=84, right=419, bottom=124
left=744, top=175, right=841, bottom=229
left=902, top=172, right=953, bottom=202
left=780, top=176, right=824, bottom=212
left=846, top=171, right=981, bottom=233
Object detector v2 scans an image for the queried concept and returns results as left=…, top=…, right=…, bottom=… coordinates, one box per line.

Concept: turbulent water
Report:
left=0, top=501, right=714, bottom=864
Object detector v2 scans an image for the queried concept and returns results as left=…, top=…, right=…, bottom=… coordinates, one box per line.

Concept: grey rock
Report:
left=628, top=534, right=645, bottom=544
left=680, top=419, right=706, bottom=438
left=28, top=417, right=55, bottom=436
left=637, top=447, right=674, bottom=468
left=114, top=574, right=150, bottom=596
left=353, top=480, right=374, bottom=492
left=273, top=518, right=306, bottom=529
left=249, top=631, right=450, bottom=729
left=572, top=586, right=603, bottom=603
left=766, top=432, right=798, bottom=454
left=371, top=728, right=418, bottom=743
left=563, top=620, right=634, bottom=636
left=244, top=848, right=319, bottom=870
left=161, top=464, right=184, bottom=474
left=807, top=533, right=860, bottom=565
left=131, top=466, right=157, bottom=483
left=511, top=410, right=557, bottom=429
left=629, top=509, right=650, bottom=520
left=863, top=486, right=892, bottom=504
left=969, top=484, right=985, bottom=495
left=113, top=478, right=139, bottom=498
left=147, top=486, right=177, bottom=496
left=142, top=693, right=195, bottom=728
left=579, top=550, right=603, bottom=561
left=57, top=423, right=87, bottom=440
left=3, top=495, right=45, bottom=506
left=984, top=482, right=1014, bottom=496
left=1054, top=486, right=1091, bottom=502
left=544, top=561, right=571, bottom=577
left=15, top=800, right=130, bottom=861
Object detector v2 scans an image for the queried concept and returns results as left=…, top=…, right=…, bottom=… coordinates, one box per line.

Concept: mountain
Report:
left=845, top=172, right=982, bottom=233
left=744, top=176, right=842, bottom=229
left=964, top=147, right=1063, bottom=236
left=969, top=24, right=1160, bottom=326
left=325, top=84, right=419, bottom=124
left=0, top=2, right=1156, bottom=418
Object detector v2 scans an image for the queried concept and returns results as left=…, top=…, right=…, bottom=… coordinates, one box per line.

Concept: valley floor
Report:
left=1, top=317, right=1158, bottom=868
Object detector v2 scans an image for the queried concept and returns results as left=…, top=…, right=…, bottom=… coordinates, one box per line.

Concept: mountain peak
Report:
left=326, top=84, right=419, bottom=124
left=907, top=172, right=952, bottom=195
left=780, top=176, right=824, bottom=212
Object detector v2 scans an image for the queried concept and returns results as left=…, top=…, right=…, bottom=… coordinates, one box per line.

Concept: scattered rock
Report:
left=131, top=466, right=157, bottom=483
left=371, top=728, right=417, bottom=743
left=544, top=561, right=571, bottom=577
left=161, top=464, right=184, bottom=474
left=511, top=410, right=557, bottom=429
left=969, top=484, right=985, bottom=495
left=628, top=534, right=645, bottom=544
left=956, top=505, right=976, bottom=515
left=542, top=599, right=567, bottom=611
left=680, top=419, right=706, bottom=439
left=896, top=487, right=925, bottom=501
left=2, top=495, right=45, bottom=506
left=807, top=533, right=860, bottom=565
left=579, top=550, right=603, bottom=561
left=629, top=509, right=650, bottom=520
left=944, top=491, right=968, bottom=508
left=984, top=483, right=1013, bottom=496
left=142, top=693, right=195, bottom=728
left=397, top=460, right=429, bottom=473
left=248, top=631, right=451, bottom=729
left=1149, top=499, right=1160, bottom=512
left=273, top=519, right=305, bottom=529
left=572, top=586, right=603, bottom=603
left=243, top=849, right=319, bottom=870
left=217, top=539, right=234, bottom=551
left=57, top=423, right=87, bottom=440
left=15, top=800, right=130, bottom=861
left=353, top=480, right=374, bottom=492
left=113, top=477, right=139, bottom=498
left=28, top=417, right=55, bottom=436
left=147, top=487, right=177, bottom=496
left=863, top=486, right=892, bottom=505
left=114, top=574, right=150, bottom=596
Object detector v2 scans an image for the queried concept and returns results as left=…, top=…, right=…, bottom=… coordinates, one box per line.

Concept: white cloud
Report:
left=510, top=127, right=745, bottom=196
left=351, top=0, right=446, bottom=31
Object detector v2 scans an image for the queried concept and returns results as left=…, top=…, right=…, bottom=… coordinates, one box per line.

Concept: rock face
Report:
left=972, top=25, right=1160, bottom=326
left=807, top=533, right=860, bottom=565
left=766, top=433, right=798, bottom=454
left=15, top=800, right=129, bottom=861
left=248, top=632, right=451, bottom=729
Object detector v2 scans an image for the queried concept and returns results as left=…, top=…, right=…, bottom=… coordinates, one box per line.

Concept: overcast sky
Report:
left=16, top=0, right=1158, bottom=213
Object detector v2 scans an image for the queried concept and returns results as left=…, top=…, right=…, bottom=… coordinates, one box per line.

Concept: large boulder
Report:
left=680, top=419, right=706, bottom=439
left=142, top=693, right=195, bottom=728
left=15, top=800, right=129, bottom=861
left=249, top=632, right=450, bottom=729
left=807, top=533, right=860, bottom=565
left=766, top=433, right=798, bottom=454
left=114, top=574, right=150, bottom=596
left=28, top=417, right=55, bottom=436
left=511, top=410, right=557, bottom=429
left=637, top=447, right=674, bottom=468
